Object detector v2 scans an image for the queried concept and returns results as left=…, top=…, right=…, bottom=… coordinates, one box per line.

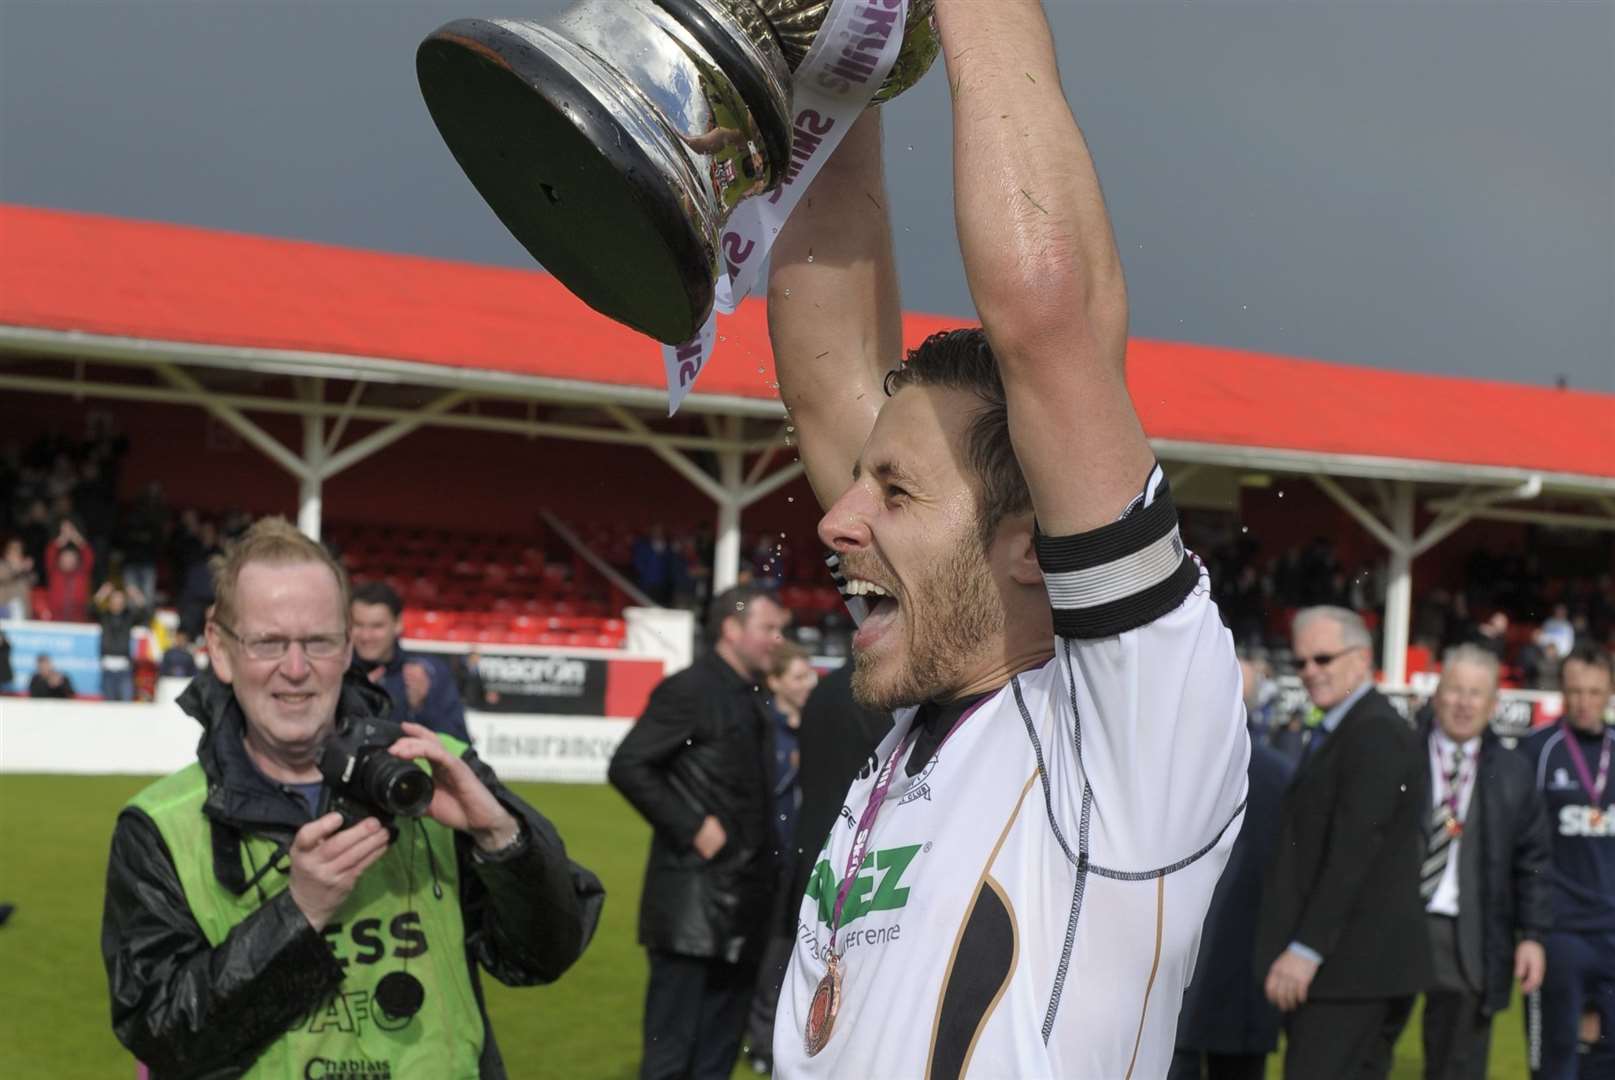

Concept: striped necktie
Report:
left=1420, top=795, right=1457, bottom=901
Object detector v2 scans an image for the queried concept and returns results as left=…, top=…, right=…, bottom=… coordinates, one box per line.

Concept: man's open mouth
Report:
left=845, top=578, right=901, bottom=645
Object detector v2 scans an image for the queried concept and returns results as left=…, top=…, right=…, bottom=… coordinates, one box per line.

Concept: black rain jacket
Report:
left=607, top=651, right=776, bottom=962
left=100, top=669, right=604, bottom=1078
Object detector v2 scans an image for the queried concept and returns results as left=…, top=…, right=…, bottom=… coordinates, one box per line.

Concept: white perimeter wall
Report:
left=0, top=691, right=633, bottom=784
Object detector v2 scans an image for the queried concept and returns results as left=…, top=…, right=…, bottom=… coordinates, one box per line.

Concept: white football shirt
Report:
left=775, top=466, right=1250, bottom=1079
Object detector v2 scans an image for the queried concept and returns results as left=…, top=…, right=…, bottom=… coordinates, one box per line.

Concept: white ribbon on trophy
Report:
left=661, top=0, right=910, bottom=415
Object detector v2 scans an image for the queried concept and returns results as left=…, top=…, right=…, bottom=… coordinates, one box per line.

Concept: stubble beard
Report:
left=851, top=538, right=1005, bottom=712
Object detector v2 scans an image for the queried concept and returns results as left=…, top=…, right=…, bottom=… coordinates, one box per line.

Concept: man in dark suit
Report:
left=1172, top=689, right=1295, bottom=1080
left=1256, top=606, right=1433, bottom=1079
left=608, top=584, right=789, bottom=1080
left=1416, top=644, right=1551, bottom=1080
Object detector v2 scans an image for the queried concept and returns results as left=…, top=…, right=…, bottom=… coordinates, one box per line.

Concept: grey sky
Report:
left=3, top=0, right=1610, bottom=391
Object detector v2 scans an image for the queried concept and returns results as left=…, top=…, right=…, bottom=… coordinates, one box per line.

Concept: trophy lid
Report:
left=419, top=18, right=719, bottom=344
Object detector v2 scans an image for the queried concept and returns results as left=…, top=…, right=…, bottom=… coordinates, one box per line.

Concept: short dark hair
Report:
left=1561, top=643, right=1614, bottom=683
left=707, top=583, right=780, bottom=641
left=886, top=328, right=1032, bottom=547
left=351, top=580, right=403, bottom=617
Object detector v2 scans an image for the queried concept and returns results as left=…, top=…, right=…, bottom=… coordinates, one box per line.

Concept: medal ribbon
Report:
left=827, top=696, right=988, bottom=953
left=1561, top=722, right=1613, bottom=807
left=660, top=0, right=911, bottom=414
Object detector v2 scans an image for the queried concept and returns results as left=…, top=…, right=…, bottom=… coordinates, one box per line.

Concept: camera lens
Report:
left=356, top=752, right=435, bottom=818
left=383, top=766, right=435, bottom=817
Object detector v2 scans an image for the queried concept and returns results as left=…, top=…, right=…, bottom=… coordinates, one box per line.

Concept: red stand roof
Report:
left=3, top=203, right=1611, bottom=484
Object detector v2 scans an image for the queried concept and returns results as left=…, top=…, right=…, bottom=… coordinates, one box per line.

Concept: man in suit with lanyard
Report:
left=1416, top=644, right=1551, bottom=1080
left=1517, top=644, right=1615, bottom=1079
left=1256, top=606, right=1432, bottom=1078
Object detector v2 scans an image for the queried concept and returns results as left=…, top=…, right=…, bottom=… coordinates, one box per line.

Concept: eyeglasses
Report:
left=215, top=623, right=347, bottom=662
left=1297, top=650, right=1353, bottom=670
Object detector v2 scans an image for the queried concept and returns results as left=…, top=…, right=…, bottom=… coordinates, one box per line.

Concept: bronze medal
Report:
left=1444, top=814, right=1463, bottom=839
left=804, top=953, right=843, bottom=1057
left=1591, top=808, right=1605, bottom=829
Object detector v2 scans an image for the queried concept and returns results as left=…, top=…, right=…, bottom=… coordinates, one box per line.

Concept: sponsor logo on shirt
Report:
left=899, top=756, right=936, bottom=805
left=304, top=1059, right=391, bottom=1080
left=804, top=843, right=923, bottom=930
left=1557, top=805, right=1615, bottom=838
left=304, top=990, right=415, bottom=1036
left=1549, top=767, right=1580, bottom=792
left=319, top=914, right=429, bottom=970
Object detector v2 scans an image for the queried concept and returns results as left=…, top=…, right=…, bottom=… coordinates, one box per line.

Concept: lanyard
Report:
left=1561, top=723, right=1613, bottom=806
left=827, top=697, right=987, bottom=952
left=1430, top=736, right=1476, bottom=820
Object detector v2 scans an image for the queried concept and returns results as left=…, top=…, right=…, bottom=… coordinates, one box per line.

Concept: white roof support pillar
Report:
left=156, top=362, right=311, bottom=480
left=603, top=407, right=804, bottom=595
left=318, top=389, right=472, bottom=480
left=297, top=378, right=327, bottom=541
left=1311, top=474, right=1447, bottom=687
left=1381, top=481, right=1415, bottom=688
left=151, top=366, right=469, bottom=543
left=714, top=417, right=744, bottom=594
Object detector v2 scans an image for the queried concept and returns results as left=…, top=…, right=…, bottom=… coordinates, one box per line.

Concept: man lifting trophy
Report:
left=418, top=0, right=938, bottom=347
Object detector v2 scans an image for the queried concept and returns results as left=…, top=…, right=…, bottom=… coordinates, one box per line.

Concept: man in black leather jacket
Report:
left=1414, top=645, right=1552, bottom=1080
left=100, top=517, right=604, bottom=1079
left=608, top=583, right=789, bottom=1080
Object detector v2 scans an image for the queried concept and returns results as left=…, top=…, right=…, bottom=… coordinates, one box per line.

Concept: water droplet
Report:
left=783, top=288, right=792, bottom=297
left=806, top=254, right=815, bottom=263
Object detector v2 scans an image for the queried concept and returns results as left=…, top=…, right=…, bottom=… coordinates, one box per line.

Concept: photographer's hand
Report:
left=389, top=721, right=519, bottom=853
left=288, top=813, right=391, bottom=931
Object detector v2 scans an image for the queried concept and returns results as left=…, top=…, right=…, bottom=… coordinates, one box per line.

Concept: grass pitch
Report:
left=0, top=774, right=1528, bottom=1078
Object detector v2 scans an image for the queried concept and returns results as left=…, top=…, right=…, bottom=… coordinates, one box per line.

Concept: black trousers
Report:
left=640, top=949, right=757, bottom=1080
left=1283, top=995, right=1416, bottom=1080
left=1167, top=1048, right=1267, bottom=1080
left=743, top=931, right=794, bottom=1061
left=1421, top=914, right=1492, bottom=1080
left=1530, top=929, right=1615, bottom=1080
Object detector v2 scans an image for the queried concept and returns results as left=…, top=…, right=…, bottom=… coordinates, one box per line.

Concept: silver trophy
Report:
left=418, top=0, right=937, bottom=345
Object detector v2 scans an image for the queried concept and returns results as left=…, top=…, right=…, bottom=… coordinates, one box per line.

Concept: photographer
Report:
left=101, top=517, right=604, bottom=1078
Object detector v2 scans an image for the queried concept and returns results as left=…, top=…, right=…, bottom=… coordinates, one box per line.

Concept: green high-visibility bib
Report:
left=129, top=742, right=485, bottom=1079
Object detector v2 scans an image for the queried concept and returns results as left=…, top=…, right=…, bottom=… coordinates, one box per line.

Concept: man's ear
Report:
left=204, top=623, right=233, bottom=685
left=1004, top=516, right=1044, bottom=587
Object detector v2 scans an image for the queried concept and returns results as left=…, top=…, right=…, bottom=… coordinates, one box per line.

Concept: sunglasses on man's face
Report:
left=1297, top=649, right=1356, bottom=670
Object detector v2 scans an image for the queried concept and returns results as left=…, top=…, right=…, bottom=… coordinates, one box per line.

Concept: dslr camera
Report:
left=317, top=715, right=434, bottom=835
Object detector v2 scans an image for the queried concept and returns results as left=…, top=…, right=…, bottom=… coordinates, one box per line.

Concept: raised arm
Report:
left=937, top=0, right=1153, bottom=534
left=766, top=109, right=903, bottom=510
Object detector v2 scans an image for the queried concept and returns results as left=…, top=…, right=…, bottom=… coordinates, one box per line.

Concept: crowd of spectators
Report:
left=5, top=430, right=1610, bottom=702
left=1, top=434, right=247, bottom=630
left=1208, top=531, right=1615, bottom=688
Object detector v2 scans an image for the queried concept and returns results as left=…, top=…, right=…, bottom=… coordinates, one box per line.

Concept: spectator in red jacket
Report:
left=44, top=520, right=95, bottom=622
